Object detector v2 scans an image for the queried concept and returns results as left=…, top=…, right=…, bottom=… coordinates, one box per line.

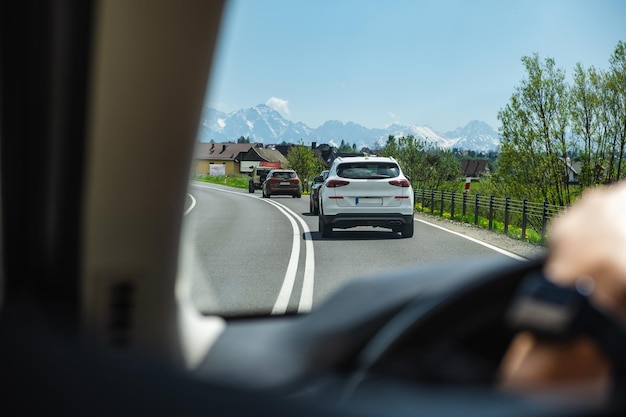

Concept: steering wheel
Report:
left=339, top=257, right=545, bottom=403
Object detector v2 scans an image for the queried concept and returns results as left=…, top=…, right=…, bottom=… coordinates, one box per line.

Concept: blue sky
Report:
left=206, top=0, right=626, bottom=133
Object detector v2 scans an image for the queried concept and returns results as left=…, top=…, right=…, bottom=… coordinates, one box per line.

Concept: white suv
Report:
left=318, top=156, right=415, bottom=238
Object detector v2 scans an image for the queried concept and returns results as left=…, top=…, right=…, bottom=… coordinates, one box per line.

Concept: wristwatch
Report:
left=506, top=269, right=626, bottom=374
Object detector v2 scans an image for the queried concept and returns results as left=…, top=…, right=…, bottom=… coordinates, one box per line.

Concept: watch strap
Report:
left=507, top=269, right=626, bottom=374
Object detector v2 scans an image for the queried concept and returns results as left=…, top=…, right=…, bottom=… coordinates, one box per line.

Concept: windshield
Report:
left=337, top=162, right=400, bottom=179
left=271, top=171, right=297, bottom=179
left=182, top=0, right=626, bottom=318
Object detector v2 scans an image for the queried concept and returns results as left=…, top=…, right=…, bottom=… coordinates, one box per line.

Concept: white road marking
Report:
left=264, top=201, right=301, bottom=314
left=188, top=183, right=315, bottom=313
left=183, top=193, right=196, bottom=216
left=414, top=217, right=528, bottom=261
left=263, top=200, right=315, bottom=313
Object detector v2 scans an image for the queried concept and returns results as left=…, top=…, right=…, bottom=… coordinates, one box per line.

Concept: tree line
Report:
left=379, top=135, right=461, bottom=190
left=493, top=41, right=626, bottom=206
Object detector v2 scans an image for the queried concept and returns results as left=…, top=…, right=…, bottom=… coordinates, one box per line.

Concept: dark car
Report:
left=309, top=170, right=329, bottom=215
left=262, top=169, right=301, bottom=198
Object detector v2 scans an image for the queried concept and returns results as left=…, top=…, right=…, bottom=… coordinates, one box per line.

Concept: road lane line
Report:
left=183, top=193, right=196, bottom=216
left=189, top=183, right=312, bottom=313
left=263, top=200, right=315, bottom=313
left=298, top=230, right=315, bottom=312
left=414, top=217, right=527, bottom=261
left=267, top=203, right=301, bottom=314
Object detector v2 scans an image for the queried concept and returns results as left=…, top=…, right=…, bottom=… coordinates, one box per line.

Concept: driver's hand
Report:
left=545, top=181, right=626, bottom=322
left=498, top=181, right=626, bottom=405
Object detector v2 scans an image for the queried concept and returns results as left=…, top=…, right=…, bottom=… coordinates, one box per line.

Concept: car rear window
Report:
left=273, top=171, right=297, bottom=179
left=336, top=162, right=399, bottom=179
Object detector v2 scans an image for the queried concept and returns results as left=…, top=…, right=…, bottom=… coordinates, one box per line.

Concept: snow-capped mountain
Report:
left=310, top=120, right=387, bottom=145
left=199, top=104, right=313, bottom=143
left=444, top=120, right=501, bottom=152
left=198, top=104, right=501, bottom=152
left=385, top=124, right=458, bottom=149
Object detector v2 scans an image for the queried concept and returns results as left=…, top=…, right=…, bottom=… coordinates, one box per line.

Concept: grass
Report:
left=194, top=175, right=249, bottom=189
left=416, top=203, right=545, bottom=246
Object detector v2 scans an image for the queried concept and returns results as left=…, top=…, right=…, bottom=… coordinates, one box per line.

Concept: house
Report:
left=460, top=159, right=490, bottom=179
left=193, top=142, right=257, bottom=176
left=563, top=158, right=581, bottom=184
left=193, top=142, right=289, bottom=176
left=240, top=147, right=288, bottom=173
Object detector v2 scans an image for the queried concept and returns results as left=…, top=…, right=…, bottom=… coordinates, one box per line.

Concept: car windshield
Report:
left=337, top=162, right=400, bottom=179
left=272, top=171, right=296, bottom=179
left=182, top=0, right=625, bottom=318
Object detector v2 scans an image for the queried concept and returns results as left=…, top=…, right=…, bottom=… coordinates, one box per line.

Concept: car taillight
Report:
left=326, top=179, right=350, bottom=188
left=293, top=178, right=300, bottom=184
left=389, top=179, right=410, bottom=187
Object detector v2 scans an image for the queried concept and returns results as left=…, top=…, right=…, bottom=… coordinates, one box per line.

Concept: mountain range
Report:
left=198, top=104, right=501, bottom=152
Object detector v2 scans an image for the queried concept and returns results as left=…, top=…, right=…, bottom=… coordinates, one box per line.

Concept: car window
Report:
left=272, top=171, right=296, bottom=179
left=337, top=163, right=400, bottom=179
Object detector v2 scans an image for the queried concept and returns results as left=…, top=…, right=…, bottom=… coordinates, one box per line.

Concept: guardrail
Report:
left=415, top=189, right=564, bottom=244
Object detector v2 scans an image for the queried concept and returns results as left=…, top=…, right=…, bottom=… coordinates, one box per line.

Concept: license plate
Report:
left=279, top=181, right=290, bottom=186
left=356, top=197, right=382, bottom=206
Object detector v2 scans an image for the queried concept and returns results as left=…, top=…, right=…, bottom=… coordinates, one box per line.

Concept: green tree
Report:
left=495, top=53, right=571, bottom=206
left=570, top=63, right=605, bottom=187
left=380, top=134, right=461, bottom=190
left=337, top=140, right=357, bottom=153
left=605, top=40, right=626, bottom=182
left=396, top=135, right=426, bottom=185
left=380, top=135, right=399, bottom=158
left=417, top=149, right=462, bottom=190
left=286, top=143, right=324, bottom=189
left=237, top=135, right=250, bottom=143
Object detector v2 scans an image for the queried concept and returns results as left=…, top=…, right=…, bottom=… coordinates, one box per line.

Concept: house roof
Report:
left=239, top=147, right=288, bottom=169
left=561, top=157, right=581, bottom=175
left=194, top=142, right=258, bottom=161
left=461, top=159, right=489, bottom=177
left=313, top=144, right=337, bottom=167
left=251, top=147, right=288, bottom=164
left=273, top=144, right=292, bottom=157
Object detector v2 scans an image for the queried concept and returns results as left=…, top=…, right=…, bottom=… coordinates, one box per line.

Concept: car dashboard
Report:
left=193, top=255, right=593, bottom=416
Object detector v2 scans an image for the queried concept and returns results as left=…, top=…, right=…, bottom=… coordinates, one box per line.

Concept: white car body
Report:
left=318, top=156, right=415, bottom=238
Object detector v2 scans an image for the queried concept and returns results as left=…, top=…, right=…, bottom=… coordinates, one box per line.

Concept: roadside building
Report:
left=193, top=142, right=288, bottom=176
left=193, top=142, right=257, bottom=176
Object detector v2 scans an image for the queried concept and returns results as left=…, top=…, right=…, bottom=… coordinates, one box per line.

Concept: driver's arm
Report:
left=498, top=180, right=626, bottom=405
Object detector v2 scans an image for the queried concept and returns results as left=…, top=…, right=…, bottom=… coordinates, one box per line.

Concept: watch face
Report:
left=506, top=272, right=582, bottom=339
left=508, top=297, right=577, bottom=336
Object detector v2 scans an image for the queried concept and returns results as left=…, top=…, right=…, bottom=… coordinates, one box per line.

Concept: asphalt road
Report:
left=184, top=181, right=534, bottom=317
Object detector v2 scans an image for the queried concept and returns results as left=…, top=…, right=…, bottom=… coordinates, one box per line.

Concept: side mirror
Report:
left=313, top=175, right=324, bottom=183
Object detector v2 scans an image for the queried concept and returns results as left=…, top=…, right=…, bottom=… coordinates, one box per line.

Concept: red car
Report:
left=262, top=169, right=302, bottom=198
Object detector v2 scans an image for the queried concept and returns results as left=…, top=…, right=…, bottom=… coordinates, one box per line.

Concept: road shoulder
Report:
left=414, top=212, right=548, bottom=260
